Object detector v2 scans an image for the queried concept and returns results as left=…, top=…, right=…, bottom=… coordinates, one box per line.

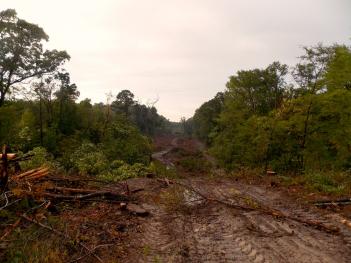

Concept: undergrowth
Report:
left=228, top=166, right=351, bottom=196
left=151, top=160, right=179, bottom=179
left=279, top=171, right=351, bottom=195
left=160, top=186, right=188, bottom=213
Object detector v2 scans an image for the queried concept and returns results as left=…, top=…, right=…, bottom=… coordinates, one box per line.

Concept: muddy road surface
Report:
left=125, top=136, right=351, bottom=263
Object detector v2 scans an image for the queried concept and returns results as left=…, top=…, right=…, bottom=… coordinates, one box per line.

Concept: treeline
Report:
left=191, top=43, right=351, bottom=173
left=0, top=9, right=169, bottom=178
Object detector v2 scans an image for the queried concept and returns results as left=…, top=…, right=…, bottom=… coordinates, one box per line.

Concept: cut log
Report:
left=12, top=167, right=48, bottom=180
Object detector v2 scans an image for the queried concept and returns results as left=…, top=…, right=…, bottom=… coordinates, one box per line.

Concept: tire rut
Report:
left=133, top=178, right=351, bottom=262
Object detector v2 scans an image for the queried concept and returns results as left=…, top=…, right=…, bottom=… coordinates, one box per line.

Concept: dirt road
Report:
left=126, top=136, right=351, bottom=263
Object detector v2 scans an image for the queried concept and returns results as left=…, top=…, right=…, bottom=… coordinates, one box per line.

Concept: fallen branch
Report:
left=24, top=190, right=129, bottom=202
left=0, top=218, right=21, bottom=241
left=164, top=179, right=339, bottom=233
left=171, top=180, right=256, bottom=212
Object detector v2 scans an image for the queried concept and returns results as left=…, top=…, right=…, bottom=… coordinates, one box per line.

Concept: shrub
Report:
left=98, top=162, right=152, bottom=181
left=303, top=171, right=349, bottom=195
left=102, top=120, right=151, bottom=165
left=70, top=143, right=108, bottom=175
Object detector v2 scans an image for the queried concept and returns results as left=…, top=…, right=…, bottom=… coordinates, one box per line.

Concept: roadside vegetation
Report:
left=189, top=43, right=351, bottom=195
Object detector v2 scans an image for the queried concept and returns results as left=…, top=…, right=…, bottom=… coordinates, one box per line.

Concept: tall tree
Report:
left=112, top=89, right=136, bottom=116
left=292, top=44, right=335, bottom=169
left=0, top=9, right=69, bottom=106
left=54, top=72, right=79, bottom=135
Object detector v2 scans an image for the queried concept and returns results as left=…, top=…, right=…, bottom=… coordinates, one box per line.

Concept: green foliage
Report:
left=70, top=143, right=108, bottom=175
left=192, top=92, right=224, bottom=144
left=0, top=9, right=70, bottom=107
left=99, top=162, right=152, bottom=181
left=279, top=171, right=351, bottom=195
left=102, top=119, right=152, bottom=165
left=111, top=90, right=168, bottom=136
left=325, top=45, right=351, bottom=90
left=0, top=11, right=163, bottom=174
left=178, top=152, right=212, bottom=173
left=150, top=160, right=178, bottom=179
left=20, top=147, right=55, bottom=170
left=69, top=141, right=152, bottom=180
left=3, top=220, right=67, bottom=263
left=194, top=43, right=351, bottom=180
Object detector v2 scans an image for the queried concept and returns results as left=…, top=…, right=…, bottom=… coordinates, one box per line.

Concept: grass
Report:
left=3, top=221, right=68, bottom=263
left=159, top=186, right=188, bottom=213
left=227, top=166, right=351, bottom=196
left=178, top=155, right=211, bottom=173
left=151, top=160, right=179, bottom=179
left=279, top=171, right=351, bottom=196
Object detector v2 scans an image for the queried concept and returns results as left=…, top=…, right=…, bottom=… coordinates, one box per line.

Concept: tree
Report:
left=54, top=72, right=79, bottom=135
left=112, top=89, right=135, bottom=116
left=225, top=62, right=289, bottom=116
left=193, top=92, right=224, bottom=144
left=292, top=44, right=335, bottom=169
left=0, top=9, right=70, bottom=106
left=292, top=43, right=335, bottom=94
left=325, top=45, right=351, bottom=91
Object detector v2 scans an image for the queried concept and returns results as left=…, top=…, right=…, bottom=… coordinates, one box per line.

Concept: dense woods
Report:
left=191, top=44, right=351, bottom=177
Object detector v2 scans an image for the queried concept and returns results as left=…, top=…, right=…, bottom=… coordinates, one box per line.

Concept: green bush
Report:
left=102, top=120, right=151, bottom=165
left=70, top=142, right=109, bottom=175
left=278, top=171, right=351, bottom=195
left=98, top=162, right=152, bottom=181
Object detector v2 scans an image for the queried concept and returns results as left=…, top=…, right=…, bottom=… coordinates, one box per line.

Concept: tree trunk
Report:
left=0, top=91, right=5, bottom=107
left=300, top=99, right=313, bottom=170
left=39, top=96, right=43, bottom=146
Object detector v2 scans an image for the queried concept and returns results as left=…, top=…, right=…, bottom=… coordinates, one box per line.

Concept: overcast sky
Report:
left=2, top=0, right=351, bottom=120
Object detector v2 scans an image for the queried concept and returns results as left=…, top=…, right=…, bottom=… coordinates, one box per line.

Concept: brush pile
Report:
left=0, top=149, right=139, bottom=262
left=6, top=166, right=129, bottom=204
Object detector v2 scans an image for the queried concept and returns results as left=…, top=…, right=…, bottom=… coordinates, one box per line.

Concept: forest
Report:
left=1, top=8, right=351, bottom=189
left=0, top=9, right=175, bottom=184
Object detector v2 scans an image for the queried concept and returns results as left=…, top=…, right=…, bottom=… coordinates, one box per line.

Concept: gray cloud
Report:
left=2, top=0, right=351, bottom=120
